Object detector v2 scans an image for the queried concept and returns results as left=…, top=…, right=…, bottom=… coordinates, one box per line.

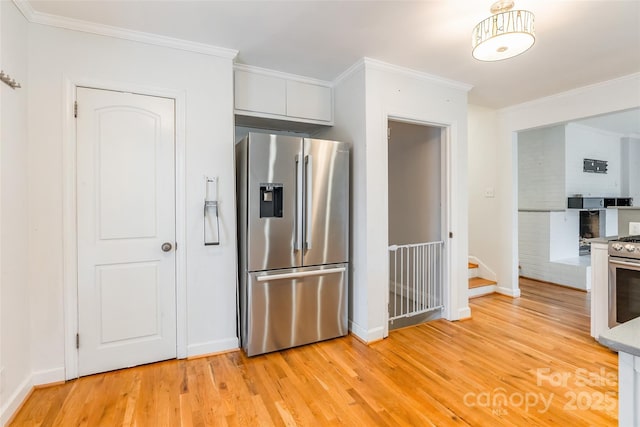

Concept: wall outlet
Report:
left=630, top=222, right=640, bottom=235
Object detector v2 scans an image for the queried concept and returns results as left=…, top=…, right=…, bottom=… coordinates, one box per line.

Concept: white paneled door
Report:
left=76, top=87, right=176, bottom=376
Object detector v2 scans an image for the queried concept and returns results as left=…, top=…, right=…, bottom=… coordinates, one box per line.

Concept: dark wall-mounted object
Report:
left=569, top=197, right=633, bottom=209
left=568, top=197, right=604, bottom=209
left=583, top=158, right=608, bottom=174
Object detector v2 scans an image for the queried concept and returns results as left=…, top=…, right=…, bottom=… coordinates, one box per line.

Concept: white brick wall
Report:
left=518, top=125, right=566, bottom=211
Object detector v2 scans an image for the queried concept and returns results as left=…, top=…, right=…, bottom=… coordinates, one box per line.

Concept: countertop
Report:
left=587, top=236, right=618, bottom=244
left=598, top=317, right=640, bottom=357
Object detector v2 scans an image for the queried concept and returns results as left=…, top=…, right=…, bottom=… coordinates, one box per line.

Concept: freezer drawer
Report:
left=242, top=264, right=348, bottom=356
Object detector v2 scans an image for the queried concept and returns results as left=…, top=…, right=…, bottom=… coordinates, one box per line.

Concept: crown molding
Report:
left=332, top=58, right=367, bottom=87
left=233, top=63, right=331, bottom=87
left=362, top=57, right=473, bottom=93
left=12, top=0, right=238, bottom=59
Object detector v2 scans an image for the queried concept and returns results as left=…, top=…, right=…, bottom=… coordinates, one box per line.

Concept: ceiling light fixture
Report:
left=472, top=0, right=535, bottom=61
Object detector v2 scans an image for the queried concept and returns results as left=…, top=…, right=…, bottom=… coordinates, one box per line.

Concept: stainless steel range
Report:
left=608, top=235, right=640, bottom=327
left=609, top=235, right=640, bottom=259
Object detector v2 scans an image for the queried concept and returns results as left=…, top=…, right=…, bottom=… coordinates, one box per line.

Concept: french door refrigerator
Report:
left=236, top=132, right=350, bottom=356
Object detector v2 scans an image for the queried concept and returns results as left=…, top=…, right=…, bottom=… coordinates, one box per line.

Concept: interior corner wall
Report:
left=0, top=1, right=32, bottom=424
left=26, top=23, right=238, bottom=382
left=495, top=73, right=640, bottom=294
left=623, top=137, right=640, bottom=203
left=315, top=64, right=368, bottom=340
left=468, top=104, right=500, bottom=275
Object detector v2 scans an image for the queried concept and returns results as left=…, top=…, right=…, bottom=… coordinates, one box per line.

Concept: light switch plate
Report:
left=484, top=187, right=495, bottom=198
left=629, top=222, right=640, bottom=235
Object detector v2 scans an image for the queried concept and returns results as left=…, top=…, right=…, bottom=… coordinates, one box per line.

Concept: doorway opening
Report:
left=387, top=119, right=445, bottom=330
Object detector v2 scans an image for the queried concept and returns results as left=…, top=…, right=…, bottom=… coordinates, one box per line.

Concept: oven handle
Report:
left=609, top=258, right=640, bottom=268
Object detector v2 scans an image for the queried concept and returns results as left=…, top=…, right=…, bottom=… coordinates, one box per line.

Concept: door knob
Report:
left=161, top=242, right=173, bottom=252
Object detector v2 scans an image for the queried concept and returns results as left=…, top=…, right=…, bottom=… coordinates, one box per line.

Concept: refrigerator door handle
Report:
left=256, top=266, right=346, bottom=282
left=294, top=155, right=303, bottom=251
left=305, top=154, right=313, bottom=250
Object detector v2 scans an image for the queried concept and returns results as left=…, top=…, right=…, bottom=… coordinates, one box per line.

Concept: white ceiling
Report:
left=26, top=0, right=640, bottom=110
left=572, top=108, right=640, bottom=138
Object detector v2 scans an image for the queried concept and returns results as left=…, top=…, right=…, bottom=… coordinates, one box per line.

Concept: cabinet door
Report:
left=234, top=70, right=286, bottom=115
left=286, top=80, right=332, bottom=122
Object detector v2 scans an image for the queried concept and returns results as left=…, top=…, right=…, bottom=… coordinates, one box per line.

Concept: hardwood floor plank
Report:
left=9, top=279, right=618, bottom=426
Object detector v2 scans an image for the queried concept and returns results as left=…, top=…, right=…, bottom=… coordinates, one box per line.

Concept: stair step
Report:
left=468, top=262, right=479, bottom=269
left=469, top=277, right=496, bottom=289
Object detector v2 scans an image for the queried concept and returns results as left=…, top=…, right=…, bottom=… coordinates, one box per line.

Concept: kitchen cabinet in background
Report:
left=234, top=66, right=333, bottom=131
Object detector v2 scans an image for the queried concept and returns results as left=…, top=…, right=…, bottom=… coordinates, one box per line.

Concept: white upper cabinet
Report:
left=234, top=66, right=333, bottom=126
left=286, top=80, right=332, bottom=122
left=234, top=70, right=286, bottom=116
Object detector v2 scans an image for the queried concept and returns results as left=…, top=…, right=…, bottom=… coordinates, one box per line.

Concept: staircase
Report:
left=468, top=262, right=497, bottom=298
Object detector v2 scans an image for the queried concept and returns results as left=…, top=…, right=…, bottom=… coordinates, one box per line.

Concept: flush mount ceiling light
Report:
left=472, top=0, right=535, bottom=61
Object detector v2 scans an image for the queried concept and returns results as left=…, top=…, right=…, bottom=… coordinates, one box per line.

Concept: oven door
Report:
left=608, top=257, right=640, bottom=328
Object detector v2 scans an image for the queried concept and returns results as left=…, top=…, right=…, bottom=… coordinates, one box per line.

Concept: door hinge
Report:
left=449, top=231, right=453, bottom=238
left=175, top=242, right=177, bottom=250
left=387, top=127, right=391, bottom=140
left=76, top=333, right=79, bottom=349
left=74, top=101, right=78, bottom=118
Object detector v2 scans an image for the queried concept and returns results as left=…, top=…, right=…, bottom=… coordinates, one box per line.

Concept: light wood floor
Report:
left=10, top=278, right=618, bottom=426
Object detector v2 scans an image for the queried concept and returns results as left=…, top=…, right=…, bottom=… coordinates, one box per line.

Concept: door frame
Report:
left=62, top=78, right=187, bottom=379
left=382, top=114, right=454, bottom=338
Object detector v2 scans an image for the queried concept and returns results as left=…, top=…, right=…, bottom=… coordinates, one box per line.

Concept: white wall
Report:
left=26, top=23, right=237, bottom=384
left=388, top=120, right=441, bottom=245
left=622, top=137, right=640, bottom=203
left=518, top=125, right=566, bottom=211
left=485, top=74, right=640, bottom=294
left=467, top=105, right=502, bottom=281
left=316, top=64, right=367, bottom=339
left=565, top=123, right=622, bottom=197
left=0, top=1, right=32, bottom=423
left=320, top=58, right=470, bottom=342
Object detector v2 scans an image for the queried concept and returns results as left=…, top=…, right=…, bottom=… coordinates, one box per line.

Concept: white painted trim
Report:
left=468, top=285, right=497, bottom=298
left=12, top=0, right=237, bottom=59
left=31, top=367, right=65, bottom=385
left=233, top=63, right=332, bottom=88
left=500, top=72, right=640, bottom=114
left=62, top=78, right=188, bottom=379
left=332, top=58, right=366, bottom=87
left=363, top=57, right=473, bottom=92
left=384, top=114, right=454, bottom=331
left=457, top=307, right=472, bottom=320
left=348, top=320, right=368, bottom=342
left=187, top=338, right=239, bottom=357
left=0, top=375, right=31, bottom=426
left=496, top=285, right=521, bottom=298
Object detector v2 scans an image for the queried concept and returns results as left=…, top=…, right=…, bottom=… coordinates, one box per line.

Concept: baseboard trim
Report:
left=32, top=367, right=65, bottom=386
left=497, top=286, right=521, bottom=298
left=457, top=306, right=472, bottom=320
left=0, top=375, right=32, bottom=426
left=187, top=347, right=241, bottom=360
left=348, top=320, right=384, bottom=343
left=187, top=337, right=239, bottom=358
left=469, top=285, right=497, bottom=299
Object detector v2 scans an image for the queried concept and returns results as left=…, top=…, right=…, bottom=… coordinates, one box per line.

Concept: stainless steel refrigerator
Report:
left=236, top=132, right=349, bottom=356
